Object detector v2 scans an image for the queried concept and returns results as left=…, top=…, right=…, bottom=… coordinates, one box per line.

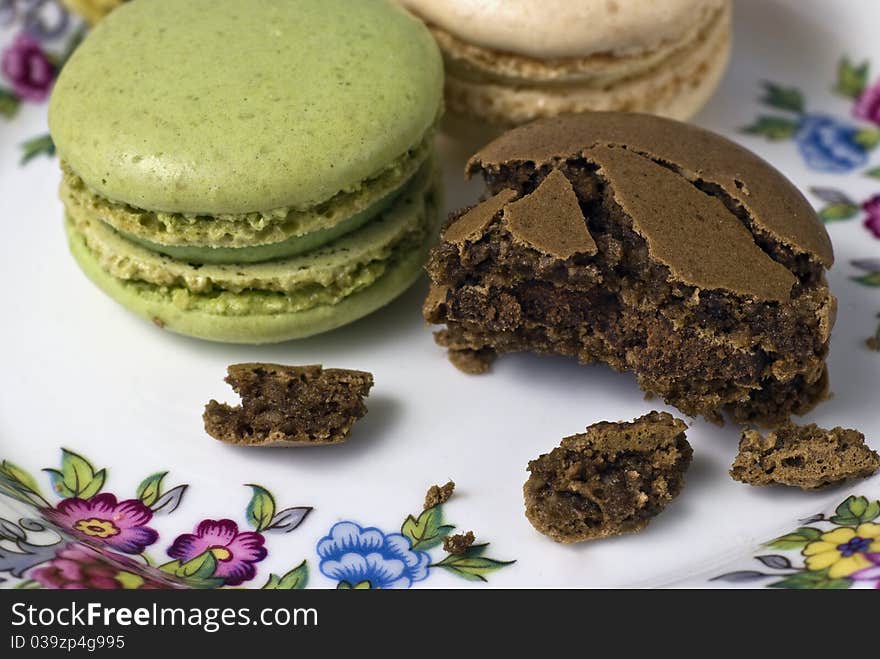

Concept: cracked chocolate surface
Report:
left=731, top=423, right=880, bottom=489
left=426, top=113, right=835, bottom=424
left=524, top=412, right=692, bottom=543
left=203, top=363, right=373, bottom=446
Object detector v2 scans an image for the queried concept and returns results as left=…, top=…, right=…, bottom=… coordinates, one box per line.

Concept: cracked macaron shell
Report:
left=49, top=0, right=443, bottom=215
left=466, top=112, right=834, bottom=272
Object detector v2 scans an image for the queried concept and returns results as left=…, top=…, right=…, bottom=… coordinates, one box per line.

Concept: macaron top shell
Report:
left=49, top=0, right=442, bottom=215
left=467, top=112, right=834, bottom=269
left=398, top=0, right=726, bottom=59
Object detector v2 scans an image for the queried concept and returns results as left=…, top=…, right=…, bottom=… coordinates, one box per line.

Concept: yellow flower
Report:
left=803, top=523, right=880, bottom=578
left=60, top=0, right=125, bottom=24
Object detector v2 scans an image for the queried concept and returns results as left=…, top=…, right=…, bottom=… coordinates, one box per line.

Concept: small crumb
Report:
left=152, top=316, right=166, bottom=328
left=424, top=481, right=455, bottom=510
left=867, top=336, right=878, bottom=351
left=443, top=531, right=475, bottom=555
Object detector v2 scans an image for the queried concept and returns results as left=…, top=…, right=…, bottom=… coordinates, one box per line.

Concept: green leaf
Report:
left=61, top=449, right=95, bottom=495
left=866, top=167, right=880, bottom=179
left=0, top=88, right=21, bottom=119
left=20, top=133, right=55, bottom=165
left=432, top=544, right=515, bottom=582
left=766, top=526, right=823, bottom=550
left=853, top=272, right=880, bottom=287
left=854, top=128, right=880, bottom=150
left=834, top=57, right=870, bottom=99
left=401, top=505, right=454, bottom=551
left=245, top=484, right=276, bottom=532
left=742, top=116, right=800, bottom=141
left=818, top=202, right=860, bottom=222
left=78, top=469, right=106, bottom=499
left=760, top=82, right=805, bottom=113
left=170, top=551, right=217, bottom=580
left=767, top=569, right=851, bottom=590
left=136, top=472, right=167, bottom=506
left=44, top=468, right=75, bottom=498
left=830, top=495, right=880, bottom=525
left=337, top=580, right=371, bottom=589
left=263, top=561, right=309, bottom=589
left=0, top=460, right=42, bottom=497
left=13, top=579, right=41, bottom=590
left=47, top=449, right=104, bottom=499
left=262, top=574, right=281, bottom=589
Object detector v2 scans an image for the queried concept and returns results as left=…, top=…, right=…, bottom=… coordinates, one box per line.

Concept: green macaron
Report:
left=49, top=0, right=443, bottom=343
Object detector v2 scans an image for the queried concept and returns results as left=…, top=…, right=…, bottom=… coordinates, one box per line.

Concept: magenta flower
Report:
left=863, top=195, right=880, bottom=239
left=851, top=552, right=880, bottom=589
left=1, top=33, right=55, bottom=102
left=166, top=519, right=267, bottom=586
left=31, top=544, right=181, bottom=590
left=855, top=79, right=880, bottom=126
left=43, top=493, right=158, bottom=555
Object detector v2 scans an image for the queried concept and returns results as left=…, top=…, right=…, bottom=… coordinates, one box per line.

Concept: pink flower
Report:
left=31, top=544, right=181, bottom=590
left=855, top=79, right=880, bottom=126
left=851, top=552, right=880, bottom=589
left=43, top=493, right=158, bottom=554
left=1, top=33, right=54, bottom=102
left=166, top=519, right=267, bottom=586
left=863, top=194, right=880, bottom=239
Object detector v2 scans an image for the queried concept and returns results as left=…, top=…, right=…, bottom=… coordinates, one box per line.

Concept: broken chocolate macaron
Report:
left=203, top=364, right=373, bottom=446
left=524, top=412, right=692, bottom=543
left=425, top=112, right=836, bottom=424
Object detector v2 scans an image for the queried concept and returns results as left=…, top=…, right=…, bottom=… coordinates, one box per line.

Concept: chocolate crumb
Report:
left=443, top=531, right=475, bottom=555
left=152, top=316, right=165, bottom=328
left=424, top=481, right=455, bottom=509
left=524, top=411, right=692, bottom=543
left=203, top=363, right=373, bottom=447
left=730, top=422, right=880, bottom=489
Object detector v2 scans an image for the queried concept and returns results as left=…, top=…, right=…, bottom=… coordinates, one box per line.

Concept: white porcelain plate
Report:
left=1, top=0, right=878, bottom=590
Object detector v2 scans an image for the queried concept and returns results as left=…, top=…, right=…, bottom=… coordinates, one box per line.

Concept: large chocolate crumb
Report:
left=730, top=423, right=880, bottom=489
left=203, top=363, right=373, bottom=446
left=524, top=412, right=692, bottom=543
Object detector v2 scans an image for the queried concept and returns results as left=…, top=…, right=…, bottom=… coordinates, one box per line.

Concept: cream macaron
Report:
left=399, top=0, right=732, bottom=126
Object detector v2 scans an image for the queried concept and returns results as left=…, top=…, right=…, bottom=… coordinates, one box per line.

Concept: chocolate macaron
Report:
left=424, top=112, right=836, bottom=424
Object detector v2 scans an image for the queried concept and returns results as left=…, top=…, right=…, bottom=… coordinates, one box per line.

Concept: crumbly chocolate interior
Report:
left=524, top=411, right=692, bottom=543
left=203, top=363, right=373, bottom=446
left=730, top=423, right=880, bottom=489
left=425, top=158, right=832, bottom=424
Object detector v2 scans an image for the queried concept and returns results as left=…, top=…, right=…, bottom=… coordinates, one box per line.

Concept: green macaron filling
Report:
left=65, top=162, right=438, bottom=316
left=59, top=135, right=432, bottom=251
left=115, top=175, right=406, bottom=265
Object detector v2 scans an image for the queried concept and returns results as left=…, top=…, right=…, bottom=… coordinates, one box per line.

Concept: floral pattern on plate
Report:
left=0, top=449, right=312, bottom=589
left=744, top=57, right=880, bottom=173
left=711, top=495, right=880, bottom=589
left=317, top=486, right=514, bottom=589
left=0, top=452, right=513, bottom=589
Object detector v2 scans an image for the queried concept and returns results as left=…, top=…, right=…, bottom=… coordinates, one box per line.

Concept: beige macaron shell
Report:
left=398, top=0, right=726, bottom=59
left=440, top=1, right=731, bottom=125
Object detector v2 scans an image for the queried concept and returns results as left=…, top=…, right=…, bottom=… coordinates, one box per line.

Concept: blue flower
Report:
left=795, top=114, right=868, bottom=173
left=316, top=521, right=430, bottom=589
